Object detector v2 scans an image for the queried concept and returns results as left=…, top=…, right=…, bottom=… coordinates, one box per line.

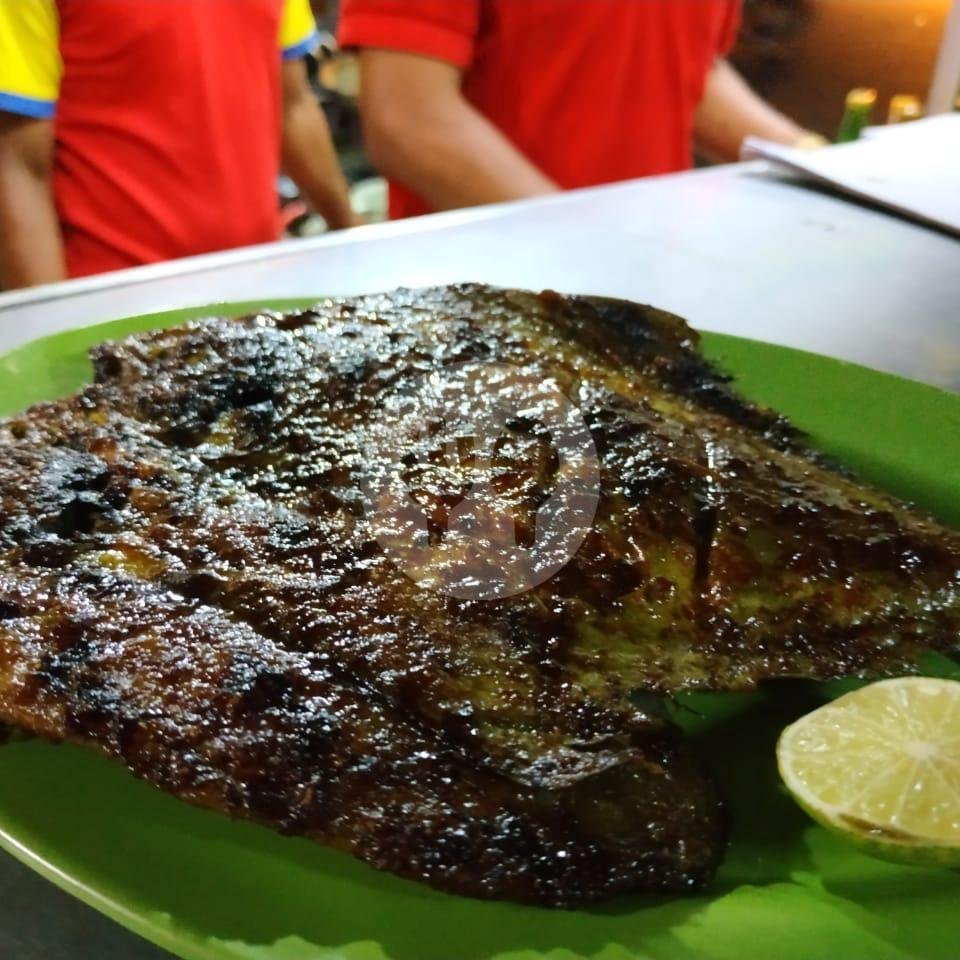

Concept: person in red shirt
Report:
left=0, top=0, right=361, bottom=289
left=338, top=0, right=822, bottom=219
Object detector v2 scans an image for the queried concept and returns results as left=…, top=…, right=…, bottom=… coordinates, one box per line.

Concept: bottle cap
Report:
left=888, top=94, right=923, bottom=124
left=846, top=88, right=878, bottom=109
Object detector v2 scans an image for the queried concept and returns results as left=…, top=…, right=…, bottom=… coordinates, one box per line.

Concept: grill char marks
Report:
left=1, top=284, right=959, bottom=905
left=0, top=562, right=720, bottom=904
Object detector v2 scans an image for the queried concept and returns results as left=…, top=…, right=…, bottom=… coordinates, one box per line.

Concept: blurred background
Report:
left=730, top=0, right=951, bottom=133
left=302, top=0, right=954, bottom=228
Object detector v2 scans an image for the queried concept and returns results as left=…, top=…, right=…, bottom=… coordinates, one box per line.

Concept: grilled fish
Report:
left=0, top=284, right=957, bottom=905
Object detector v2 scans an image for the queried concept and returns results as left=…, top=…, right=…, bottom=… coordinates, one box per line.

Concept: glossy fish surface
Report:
left=0, top=285, right=957, bottom=905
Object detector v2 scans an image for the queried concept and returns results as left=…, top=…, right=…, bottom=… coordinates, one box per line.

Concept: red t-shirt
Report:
left=339, top=0, right=741, bottom=219
left=0, top=0, right=318, bottom=278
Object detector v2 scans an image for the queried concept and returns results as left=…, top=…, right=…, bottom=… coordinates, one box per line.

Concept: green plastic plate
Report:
left=0, top=300, right=958, bottom=960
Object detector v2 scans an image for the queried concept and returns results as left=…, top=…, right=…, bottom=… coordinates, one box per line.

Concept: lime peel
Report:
left=777, top=676, right=960, bottom=868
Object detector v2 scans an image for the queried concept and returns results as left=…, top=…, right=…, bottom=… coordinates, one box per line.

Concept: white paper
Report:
left=743, top=115, right=960, bottom=237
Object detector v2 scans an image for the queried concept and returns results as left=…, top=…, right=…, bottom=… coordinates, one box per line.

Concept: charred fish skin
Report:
left=84, top=283, right=960, bottom=689
left=0, top=390, right=723, bottom=906
left=0, top=389, right=672, bottom=793
left=0, top=558, right=720, bottom=906
left=0, top=283, right=957, bottom=906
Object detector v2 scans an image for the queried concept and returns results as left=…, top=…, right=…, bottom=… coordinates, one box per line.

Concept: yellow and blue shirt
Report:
left=0, top=0, right=319, bottom=276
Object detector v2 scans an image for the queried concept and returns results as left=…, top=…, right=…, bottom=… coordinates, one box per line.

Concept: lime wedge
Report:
left=777, top=676, right=960, bottom=867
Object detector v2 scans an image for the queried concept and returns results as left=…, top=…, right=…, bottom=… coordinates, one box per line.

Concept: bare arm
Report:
left=0, top=112, right=65, bottom=290
left=359, top=49, right=558, bottom=212
left=281, top=58, right=360, bottom=230
left=694, top=59, right=819, bottom=162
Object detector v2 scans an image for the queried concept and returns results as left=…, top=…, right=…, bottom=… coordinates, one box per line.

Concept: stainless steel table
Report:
left=0, top=162, right=957, bottom=960
left=2, top=162, right=960, bottom=387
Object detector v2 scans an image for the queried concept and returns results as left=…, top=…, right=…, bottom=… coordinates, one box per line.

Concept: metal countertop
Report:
left=1, top=162, right=959, bottom=388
